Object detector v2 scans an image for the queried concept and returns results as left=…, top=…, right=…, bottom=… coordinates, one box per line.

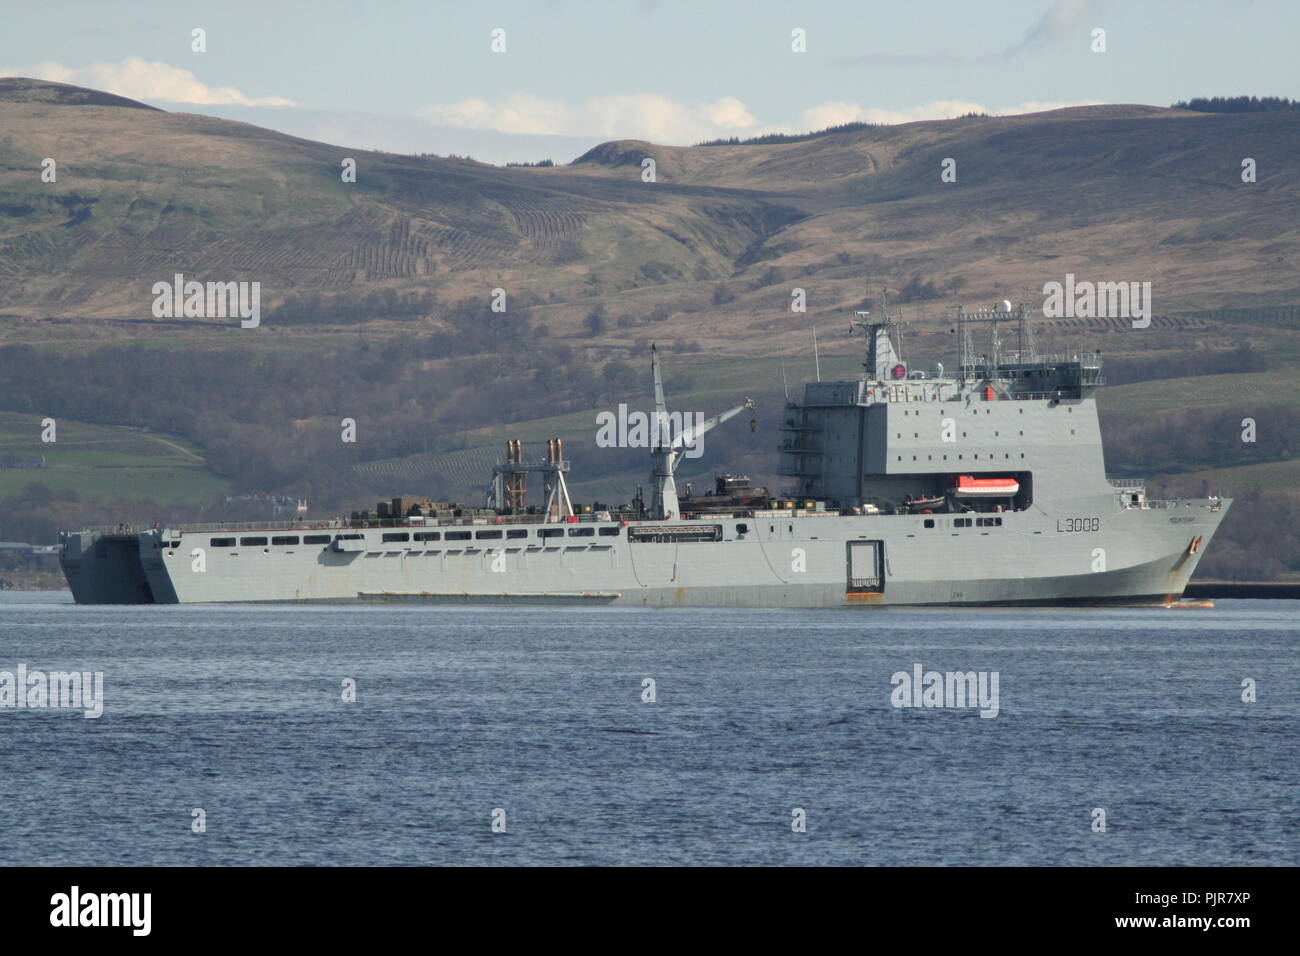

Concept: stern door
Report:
left=847, top=540, right=884, bottom=593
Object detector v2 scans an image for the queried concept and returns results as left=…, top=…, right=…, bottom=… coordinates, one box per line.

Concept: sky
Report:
left=2, top=0, right=1298, bottom=164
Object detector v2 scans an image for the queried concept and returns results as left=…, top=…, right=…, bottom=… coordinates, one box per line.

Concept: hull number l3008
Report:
left=1057, top=517, right=1100, bottom=532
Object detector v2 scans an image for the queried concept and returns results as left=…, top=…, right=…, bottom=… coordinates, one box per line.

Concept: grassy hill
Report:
left=0, top=411, right=227, bottom=502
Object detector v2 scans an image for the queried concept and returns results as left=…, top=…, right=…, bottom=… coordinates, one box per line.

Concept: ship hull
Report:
left=59, top=499, right=1229, bottom=608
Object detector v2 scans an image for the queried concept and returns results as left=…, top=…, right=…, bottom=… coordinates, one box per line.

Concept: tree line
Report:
left=1172, top=96, right=1299, bottom=113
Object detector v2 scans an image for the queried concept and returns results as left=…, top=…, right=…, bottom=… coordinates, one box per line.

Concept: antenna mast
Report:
left=955, top=301, right=1034, bottom=381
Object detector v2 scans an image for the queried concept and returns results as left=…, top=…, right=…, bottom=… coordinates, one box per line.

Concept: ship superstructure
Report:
left=59, top=303, right=1229, bottom=606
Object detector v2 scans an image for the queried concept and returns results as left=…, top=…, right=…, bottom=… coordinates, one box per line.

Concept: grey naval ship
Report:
left=60, top=303, right=1229, bottom=606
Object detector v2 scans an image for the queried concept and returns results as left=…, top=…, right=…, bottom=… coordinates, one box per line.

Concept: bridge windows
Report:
left=210, top=537, right=235, bottom=548
left=382, top=532, right=410, bottom=543
left=271, top=536, right=300, bottom=546
left=239, top=536, right=267, bottom=547
left=304, top=534, right=331, bottom=545
left=413, top=531, right=441, bottom=541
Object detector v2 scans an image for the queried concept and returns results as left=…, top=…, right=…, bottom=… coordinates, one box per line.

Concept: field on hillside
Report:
left=0, top=412, right=227, bottom=503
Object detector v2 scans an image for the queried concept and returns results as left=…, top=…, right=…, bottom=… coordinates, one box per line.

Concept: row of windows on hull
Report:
left=200, top=527, right=624, bottom=548
left=923, top=517, right=1003, bottom=529
left=897, top=406, right=1078, bottom=415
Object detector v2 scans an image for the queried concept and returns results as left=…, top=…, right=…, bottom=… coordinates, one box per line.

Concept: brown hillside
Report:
left=0, top=80, right=1297, bottom=357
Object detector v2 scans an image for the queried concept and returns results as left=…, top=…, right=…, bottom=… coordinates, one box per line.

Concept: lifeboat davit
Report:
left=951, top=475, right=1019, bottom=498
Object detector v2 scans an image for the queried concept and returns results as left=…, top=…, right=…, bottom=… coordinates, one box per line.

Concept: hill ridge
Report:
left=0, top=76, right=161, bottom=111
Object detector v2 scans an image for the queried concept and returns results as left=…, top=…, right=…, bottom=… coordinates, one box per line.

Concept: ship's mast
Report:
left=849, top=291, right=905, bottom=382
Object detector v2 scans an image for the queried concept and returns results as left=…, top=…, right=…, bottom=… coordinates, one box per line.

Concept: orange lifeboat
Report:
left=952, top=475, right=1019, bottom=498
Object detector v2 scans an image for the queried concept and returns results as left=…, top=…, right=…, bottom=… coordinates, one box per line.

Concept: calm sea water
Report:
left=0, top=591, right=1295, bottom=866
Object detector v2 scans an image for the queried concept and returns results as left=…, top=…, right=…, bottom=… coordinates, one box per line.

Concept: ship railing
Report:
left=1108, top=479, right=1146, bottom=490
left=72, top=512, right=636, bottom=537
left=74, top=520, right=328, bottom=537
left=1014, top=352, right=1103, bottom=366
left=1005, top=390, right=1078, bottom=401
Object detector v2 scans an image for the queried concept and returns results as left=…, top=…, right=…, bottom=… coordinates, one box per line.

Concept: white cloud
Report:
left=703, top=96, right=758, bottom=130
left=0, top=57, right=295, bottom=107
left=420, top=92, right=757, bottom=144
left=418, top=92, right=1106, bottom=145
left=800, top=100, right=985, bottom=128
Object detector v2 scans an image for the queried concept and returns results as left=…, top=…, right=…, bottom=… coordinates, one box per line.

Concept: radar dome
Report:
left=999, top=299, right=1012, bottom=313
